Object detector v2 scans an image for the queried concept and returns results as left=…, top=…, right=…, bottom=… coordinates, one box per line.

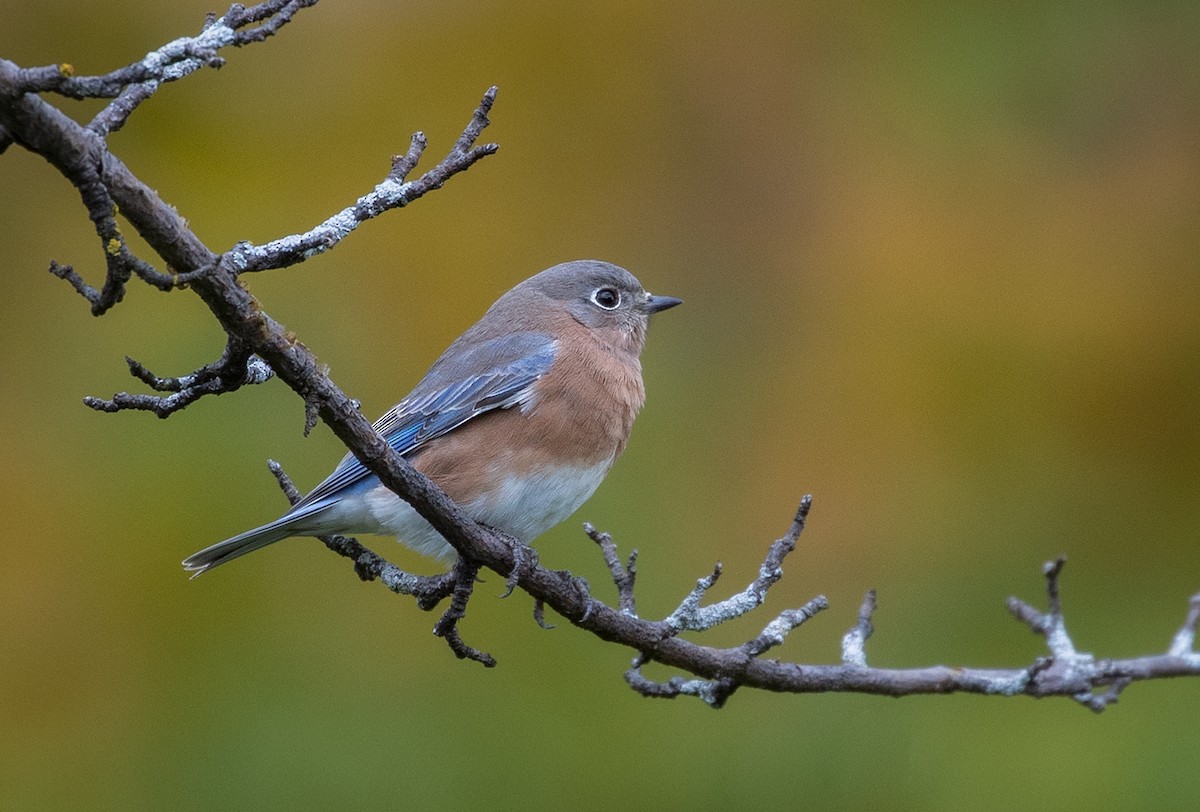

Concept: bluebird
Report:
left=183, top=260, right=681, bottom=575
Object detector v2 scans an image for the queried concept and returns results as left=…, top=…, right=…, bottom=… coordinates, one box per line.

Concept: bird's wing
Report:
left=292, top=333, right=557, bottom=510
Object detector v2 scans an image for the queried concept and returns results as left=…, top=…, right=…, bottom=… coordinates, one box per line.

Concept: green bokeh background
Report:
left=3, top=1, right=1199, bottom=808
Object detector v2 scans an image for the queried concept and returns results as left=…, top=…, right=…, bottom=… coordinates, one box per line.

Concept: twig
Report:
left=433, top=558, right=496, bottom=667
left=83, top=339, right=274, bottom=417
left=2, top=2, right=318, bottom=315
left=585, top=522, right=638, bottom=616
left=1007, top=557, right=1133, bottom=712
left=1168, top=593, right=1200, bottom=658
left=841, top=590, right=877, bottom=667
left=223, top=87, right=499, bottom=274
left=14, top=1, right=317, bottom=129
left=663, top=496, right=811, bottom=634
left=625, top=654, right=739, bottom=708
left=742, top=596, right=829, bottom=658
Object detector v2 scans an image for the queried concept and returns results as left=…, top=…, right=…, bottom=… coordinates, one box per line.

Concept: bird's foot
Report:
left=482, top=526, right=539, bottom=598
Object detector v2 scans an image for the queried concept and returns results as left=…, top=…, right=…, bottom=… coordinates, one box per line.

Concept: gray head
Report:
left=505, top=259, right=682, bottom=354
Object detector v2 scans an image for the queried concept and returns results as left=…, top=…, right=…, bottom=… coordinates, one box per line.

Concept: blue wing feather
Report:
left=292, top=333, right=556, bottom=510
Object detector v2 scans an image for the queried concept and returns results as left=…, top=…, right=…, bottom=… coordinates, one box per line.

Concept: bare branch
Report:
left=0, top=2, right=316, bottom=316
left=224, top=87, right=499, bottom=274
left=5, top=3, right=1198, bottom=713
left=12, top=1, right=317, bottom=135
left=433, top=558, right=496, bottom=667
left=266, top=458, right=304, bottom=503
left=83, top=339, right=274, bottom=417
left=626, top=655, right=739, bottom=708
left=1168, top=593, right=1200, bottom=658
left=1000, top=557, right=1200, bottom=713
left=743, top=596, right=829, bottom=658
left=841, top=589, right=877, bottom=667
left=39, top=151, right=164, bottom=315
left=1008, top=556, right=1078, bottom=657
left=663, top=496, right=811, bottom=634
left=388, top=132, right=428, bottom=183
left=586, top=522, right=638, bottom=616
left=223, top=0, right=315, bottom=45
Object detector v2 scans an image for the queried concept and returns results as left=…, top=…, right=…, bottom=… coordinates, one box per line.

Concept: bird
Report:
left=182, top=259, right=681, bottom=575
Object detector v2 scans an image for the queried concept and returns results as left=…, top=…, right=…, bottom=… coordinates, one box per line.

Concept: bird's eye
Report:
left=591, top=287, right=621, bottom=310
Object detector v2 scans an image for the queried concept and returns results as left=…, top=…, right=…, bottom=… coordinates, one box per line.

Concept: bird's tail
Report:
left=182, top=502, right=335, bottom=577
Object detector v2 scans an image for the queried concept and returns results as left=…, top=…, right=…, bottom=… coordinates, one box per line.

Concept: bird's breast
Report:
left=408, top=336, right=645, bottom=539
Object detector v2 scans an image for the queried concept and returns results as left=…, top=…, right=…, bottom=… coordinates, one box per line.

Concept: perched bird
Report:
left=183, top=260, right=681, bottom=575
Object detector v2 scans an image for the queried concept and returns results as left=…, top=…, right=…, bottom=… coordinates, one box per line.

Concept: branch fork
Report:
left=610, top=497, right=839, bottom=707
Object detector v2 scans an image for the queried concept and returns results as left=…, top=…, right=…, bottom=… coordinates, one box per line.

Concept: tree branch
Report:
left=83, top=338, right=274, bottom=417
left=3, top=0, right=1197, bottom=711
left=223, top=89, right=498, bottom=275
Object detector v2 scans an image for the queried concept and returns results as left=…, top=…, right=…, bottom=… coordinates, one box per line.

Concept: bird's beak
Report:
left=643, top=293, right=683, bottom=314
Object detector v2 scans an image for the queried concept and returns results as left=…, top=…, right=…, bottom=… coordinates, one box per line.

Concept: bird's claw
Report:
left=488, top=528, right=537, bottom=598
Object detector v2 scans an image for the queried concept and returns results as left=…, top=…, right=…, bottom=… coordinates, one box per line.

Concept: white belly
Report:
left=314, top=461, right=614, bottom=560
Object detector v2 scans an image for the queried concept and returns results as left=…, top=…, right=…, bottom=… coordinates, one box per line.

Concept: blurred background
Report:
left=2, top=0, right=1198, bottom=808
